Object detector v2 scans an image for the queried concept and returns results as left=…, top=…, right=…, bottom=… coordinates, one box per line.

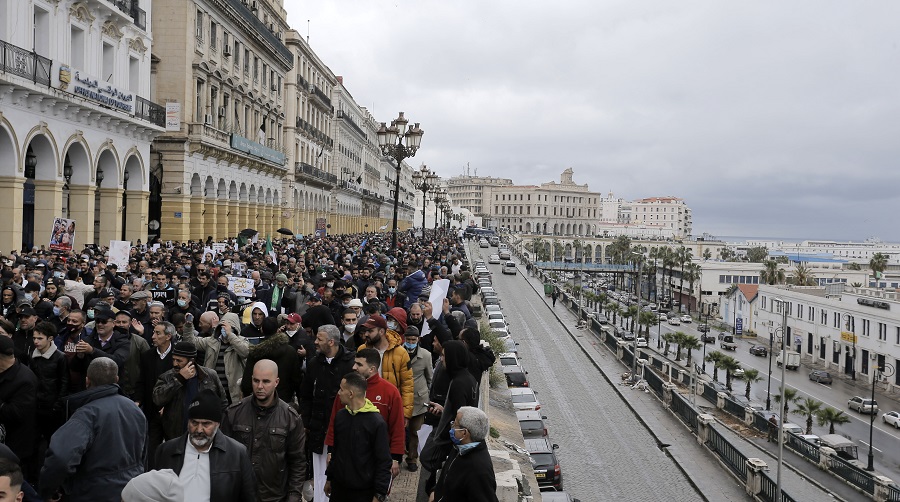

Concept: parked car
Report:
left=621, top=332, right=635, bottom=341
left=502, top=261, right=517, bottom=275
left=499, top=250, right=512, bottom=260
left=488, top=254, right=501, bottom=264
left=808, top=370, right=833, bottom=385
left=503, top=365, right=529, bottom=388
left=782, top=423, right=803, bottom=435
left=499, top=352, right=520, bottom=367
left=516, top=410, right=548, bottom=438
left=882, top=411, right=900, bottom=428
left=525, top=438, right=562, bottom=491
left=749, top=345, right=768, bottom=357
left=511, top=388, right=541, bottom=411
left=733, top=366, right=745, bottom=377
left=479, top=239, right=490, bottom=248
left=848, top=396, right=878, bottom=414
left=484, top=304, right=502, bottom=315
left=636, top=337, right=648, bottom=348
left=798, top=434, right=821, bottom=447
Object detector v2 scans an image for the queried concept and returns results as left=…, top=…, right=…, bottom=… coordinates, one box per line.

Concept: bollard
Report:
left=745, top=458, right=768, bottom=497
left=663, top=382, right=677, bottom=408
left=744, top=406, right=755, bottom=427
left=716, top=392, right=727, bottom=410
left=698, top=414, right=715, bottom=445
left=874, top=475, right=895, bottom=502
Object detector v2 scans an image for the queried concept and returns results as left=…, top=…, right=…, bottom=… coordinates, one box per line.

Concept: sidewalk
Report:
left=523, top=264, right=844, bottom=501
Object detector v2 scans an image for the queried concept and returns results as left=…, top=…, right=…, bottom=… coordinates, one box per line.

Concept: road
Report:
left=473, top=246, right=703, bottom=501
left=603, top=297, right=900, bottom=479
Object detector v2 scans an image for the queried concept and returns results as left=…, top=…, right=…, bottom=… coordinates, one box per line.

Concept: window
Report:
left=862, top=319, right=870, bottom=337
left=878, top=322, right=887, bottom=341
left=33, top=7, right=50, bottom=57
left=129, top=56, right=139, bottom=93
left=70, top=26, right=85, bottom=68
left=244, top=49, right=250, bottom=75
left=196, top=80, right=203, bottom=119
left=102, top=42, right=115, bottom=83
left=797, top=304, right=803, bottom=320
left=808, top=306, right=814, bottom=321
left=254, top=57, right=259, bottom=81
left=821, top=309, right=827, bottom=325
left=196, top=10, right=204, bottom=42
left=210, top=22, right=218, bottom=49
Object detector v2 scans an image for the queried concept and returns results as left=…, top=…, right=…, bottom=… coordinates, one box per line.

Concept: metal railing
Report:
left=706, top=424, right=748, bottom=479
left=135, top=96, right=165, bottom=127
left=828, top=455, right=875, bottom=494
left=336, top=109, right=367, bottom=139
left=758, top=471, right=798, bottom=502
left=702, top=382, right=719, bottom=402
left=784, top=432, right=820, bottom=463
left=723, top=397, right=745, bottom=417
left=887, top=483, right=900, bottom=502
left=622, top=347, right=634, bottom=367
left=670, top=392, right=698, bottom=430
left=752, top=411, right=772, bottom=433
left=1, top=39, right=52, bottom=86
left=297, top=74, right=309, bottom=90
left=295, top=162, right=337, bottom=185
left=645, top=367, right=664, bottom=396
left=130, top=4, right=147, bottom=30
left=312, top=85, right=332, bottom=108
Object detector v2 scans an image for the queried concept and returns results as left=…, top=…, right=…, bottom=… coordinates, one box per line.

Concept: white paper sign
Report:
left=420, top=279, right=450, bottom=340
left=228, top=276, right=254, bottom=297
left=212, top=243, right=227, bottom=255
left=107, top=240, right=131, bottom=269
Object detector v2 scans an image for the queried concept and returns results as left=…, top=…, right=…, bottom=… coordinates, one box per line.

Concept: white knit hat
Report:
left=121, top=469, right=184, bottom=502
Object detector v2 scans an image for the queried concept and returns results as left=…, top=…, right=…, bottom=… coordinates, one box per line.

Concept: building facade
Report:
left=445, top=173, right=512, bottom=222
left=0, top=0, right=165, bottom=250
left=489, top=168, right=602, bottom=236
left=631, top=196, right=692, bottom=239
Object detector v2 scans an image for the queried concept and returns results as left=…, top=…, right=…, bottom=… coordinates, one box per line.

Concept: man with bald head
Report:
left=222, top=359, right=307, bottom=502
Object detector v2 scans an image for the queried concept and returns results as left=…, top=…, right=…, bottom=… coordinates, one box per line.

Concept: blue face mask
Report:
left=52, top=306, right=61, bottom=317
left=449, top=427, right=463, bottom=445
left=388, top=287, right=397, bottom=295
left=457, top=441, right=480, bottom=454
left=403, top=342, right=417, bottom=351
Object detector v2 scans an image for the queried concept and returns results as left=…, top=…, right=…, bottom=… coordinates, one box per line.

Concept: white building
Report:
left=755, top=285, right=900, bottom=389
left=0, top=0, right=164, bottom=249
left=631, top=196, right=692, bottom=239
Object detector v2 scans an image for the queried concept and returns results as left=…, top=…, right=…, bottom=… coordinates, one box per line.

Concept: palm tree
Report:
left=706, top=351, right=724, bottom=381
left=816, top=406, right=852, bottom=434
left=846, top=262, right=861, bottom=271
left=551, top=239, right=564, bottom=262
left=870, top=252, right=888, bottom=287
left=681, top=334, right=702, bottom=368
left=774, top=386, right=799, bottom=415
left=606, top=302, right=621, bottom=325
left=760, top=259, right=786, bottom=285
left=718, top=355, right=742, bottom=391
left=793, top=397, right=823, bottom=434
left=662, top=247, right=677, bottom=303
left=740, top=368, right=762, bottom=400
left=719, top=248, right=735, bottom=261
left=684, top=263, right=701, bottom=314
left=702, top=248, right=712, bottom=261
left=676, top=246, right=693, bottom=310
left=638, top=311, right=657, bottom=338
left=663, top=332, right=677, bottom=357
left=596, top=292, right=608, bottom=314
left=671, top=331, right=688, bottom=361
left=791, top=262, right=816, bottom=286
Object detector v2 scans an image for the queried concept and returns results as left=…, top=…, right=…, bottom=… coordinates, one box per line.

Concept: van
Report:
left=820, top=434, right=859, bottom=461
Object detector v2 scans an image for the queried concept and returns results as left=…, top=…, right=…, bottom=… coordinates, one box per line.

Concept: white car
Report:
left=680, top=315, right=692, bottom=323
left=510, top=388, right=541, bottom=411
left=668, top=317, right=681, bottom=326
left=488, top=312, right=507, bottom=325
left=658, top=314, right=668, bottom=322
left=499, top=352, right=521, bottom=367
left=883, top=411, right=900, bottom=428
left=484, top=304, right=502, bottom=315
left=489, top=320, right=509, bottom=337
left=488, top=254, right=501, bottom=264
left=502, top=261, right=517, bottom=275
left=733, top=367, right=745, bottom=378
left=636, top=337, right=648, bottom=348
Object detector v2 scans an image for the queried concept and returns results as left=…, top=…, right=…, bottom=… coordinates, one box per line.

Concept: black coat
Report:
left=325, top=407, right=391, bottom=496
left=434, top=441, right=499, bottom=502
left=297, top=345, right=356, bottom=454
left=154, top=431, right=257, bottom=502
left=300, top=305, right=335, bottom=336
left=0, top=361, right=37, bottom=463
left=71, top=329, right=131, bottom=378
left=240, top=333, right=302, bottom=404
left=28, top=345, right=69, bottom=415
left=133, top=347, right=173, bottom=418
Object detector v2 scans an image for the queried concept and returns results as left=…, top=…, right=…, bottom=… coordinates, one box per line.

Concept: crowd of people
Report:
left=0, top=228, right=501, bottom=502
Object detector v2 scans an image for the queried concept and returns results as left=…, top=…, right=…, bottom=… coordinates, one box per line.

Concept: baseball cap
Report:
left=285, top=313, right=302, bottom=324
left=307, top=292, right=322, bottom=302
left=361, top=315, right=387, bottom=331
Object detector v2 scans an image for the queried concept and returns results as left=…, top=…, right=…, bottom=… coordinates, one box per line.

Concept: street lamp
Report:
left=773, top=297, right=789, bottom=502
left=63, top=155, right=73, bottom=218
left=121, top=169, right=129, bottom=240
left=433, top=189, right=446, bottom=230
left=631, top=251, right=644, bottom=379
left=376, top=112, right=423, bottom=251
left=411, top=165, right=438, bottom=232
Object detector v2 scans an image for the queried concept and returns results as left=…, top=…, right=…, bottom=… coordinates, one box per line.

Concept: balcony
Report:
left=224, top=0, right=292, bottom=64
left=295, top=117, right=334, bottom=147
left=135, top=96, right=164, bottom=127
left=297, top=74, right=309, bottom=90
left=336, top=109, right=367, bottom=140
left=130, top=3, right=146, bottom=31
left=295, top=162, right=337, bottom=185
left=311, top=85, right=332, bottom=110
left=0, top=39, right=52, bottom=86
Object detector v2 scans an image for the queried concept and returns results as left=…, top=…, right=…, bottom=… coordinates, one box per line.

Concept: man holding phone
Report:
left=152, top=341, right=227, bottom=441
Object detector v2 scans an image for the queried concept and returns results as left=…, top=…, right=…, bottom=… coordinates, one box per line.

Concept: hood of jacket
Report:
left=346, top=398, right=380, bottom=415
left=383, top=328, right=403, bottom=351
left=386, top=307, right=407, bottom=333
left=64, top=383, right=122, bottom=418
left=220, top=312, right=241, bottom=333
left=249, top=332, right=290, bottom=359
left=442, top=340, right=469, bottom=377
left=401, top=270, right=427, bottom=289
left=249, top=302, right=269, bottom=326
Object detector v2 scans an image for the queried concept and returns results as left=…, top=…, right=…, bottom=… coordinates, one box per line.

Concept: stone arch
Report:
left=0, top=118, right=20, bottom=178
left=265, top=188, right=272, bottom=205
left=23, top=129, right=58, bottom=181
left=584, top=244, right=593, bottom=263
left=257, top=188, right=264, bottom=204
left=248, top=185, right=256, bottom=203
left=62, top=140, right=91, bottom=186
left=595, top=245, right=603, bottom=262
left=273, top=190, right=279, bottom=206
left=228, top=181, right=238, bottom=200
left=217, top=179, right=227, bottom=199
left=95, top=148, right=119, bottom=188
left=205, top=176, right=216, bottom=198
left=121, top=148, right=145, bottom=190
left=189, top=173, right=202, bottom=195
left=239, top=183, right=248, bottom=202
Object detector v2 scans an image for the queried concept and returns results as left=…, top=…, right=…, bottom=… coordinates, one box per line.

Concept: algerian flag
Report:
left=266, top=235, right=277, bottom=264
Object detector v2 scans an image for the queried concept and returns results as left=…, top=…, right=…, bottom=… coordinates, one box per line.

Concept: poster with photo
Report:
left=228, top=276, right=254, bottom=297
left=49, top=218, right=76, bottom=252
left=107, top=240, right=131, bottom=269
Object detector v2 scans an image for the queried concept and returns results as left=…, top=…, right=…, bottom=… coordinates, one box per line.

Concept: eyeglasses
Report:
left=95, top=318, right=113, bottom=324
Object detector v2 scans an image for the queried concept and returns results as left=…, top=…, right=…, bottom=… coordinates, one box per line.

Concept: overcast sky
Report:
left=284, top=1, right=900, bottom=242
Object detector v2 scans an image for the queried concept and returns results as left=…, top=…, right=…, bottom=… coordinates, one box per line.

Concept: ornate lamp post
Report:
left=376, top=112, right=423, bottom=251
left=411, top=165, right=438, bottom=232
left=432, top=189, right=446, bottom=229
left=63, top=156, right=73, bottom=219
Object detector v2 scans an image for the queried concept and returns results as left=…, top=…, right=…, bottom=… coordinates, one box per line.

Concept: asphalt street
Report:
left=475, top=250, right=704, bottom=501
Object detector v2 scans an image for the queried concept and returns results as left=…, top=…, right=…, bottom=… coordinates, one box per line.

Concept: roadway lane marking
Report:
left=859, top=441, right=882, bottom=453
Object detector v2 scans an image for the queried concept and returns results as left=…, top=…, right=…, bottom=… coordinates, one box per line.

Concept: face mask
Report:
left=387, top=320, right=399, bottom=331
left=24, top=293, right=33, bottom=302
left=388, top=287, right=396, bottom=294
left=403, top=342, right=417, bottom=351
left=52, top=306, right=61, bottom=317
left=345, top=323, right=356, bottom=332
left=342, top=302, right=350, bottom=308
left=87, top=309, right=95, bottom=320
left=177, top=299, right=188, bottom=308
left=327, top=282, right=334, bottom=288
left=286, top=329, right=298, bottom=336
left=449, top=427, right=462, bottom=445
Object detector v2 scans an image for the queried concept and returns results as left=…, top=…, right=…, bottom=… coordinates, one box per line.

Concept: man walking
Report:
left=154, top=389, right=256, bottom=502
left=359, top=315, right=414, bottom=420
left=152, top=341, right=227, bottom=440
left=222, top=359, right=306, bottom=502
left=431, top=406, right=499, bottom=502
left=325, top=371, right=391, bottom=502
left=403, top=326, right=433, bottom=471
left=40, top=357, right=147, bottom=501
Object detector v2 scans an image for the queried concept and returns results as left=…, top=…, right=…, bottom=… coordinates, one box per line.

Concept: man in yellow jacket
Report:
left=359, top=315, right=414, bottom=422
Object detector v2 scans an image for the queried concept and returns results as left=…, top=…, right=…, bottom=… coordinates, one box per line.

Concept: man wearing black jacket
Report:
left=433, top=406, right=499, bottom=502
left=71, top=308, right=131, bottom=378
left=325, top=371, right=391, bottom=502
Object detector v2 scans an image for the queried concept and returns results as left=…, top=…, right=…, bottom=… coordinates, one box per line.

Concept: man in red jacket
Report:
left=325, top=348, right=405, bottom=479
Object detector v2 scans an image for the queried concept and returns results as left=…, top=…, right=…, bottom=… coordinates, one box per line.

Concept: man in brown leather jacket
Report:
left=221, top=359, right=307, bottom=502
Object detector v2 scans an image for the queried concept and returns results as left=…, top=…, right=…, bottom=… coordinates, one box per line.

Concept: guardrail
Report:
left=0, top=39, right=51, bottom=86
left=829, top=455, right=876, bottom=495
left=707, top=424, right=748, bottom=479
left=759, top=471, right=798, bottom=502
